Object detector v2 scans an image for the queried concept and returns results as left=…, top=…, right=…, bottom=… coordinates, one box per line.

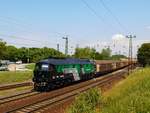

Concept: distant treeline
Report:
left=73, top=47, right=126, bottom=60
left=0, top=40, right=64, bottom=63
left=0, top=40, right=127, bottom=63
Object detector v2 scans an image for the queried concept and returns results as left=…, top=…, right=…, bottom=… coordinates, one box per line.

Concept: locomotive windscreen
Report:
left=35, top=63, right=49, bottom=71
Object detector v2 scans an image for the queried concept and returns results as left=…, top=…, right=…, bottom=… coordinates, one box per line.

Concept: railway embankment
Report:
left=67, top=67, right=150, bottom=113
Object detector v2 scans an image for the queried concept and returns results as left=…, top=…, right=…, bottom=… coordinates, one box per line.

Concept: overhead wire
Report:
left=81, top=0, right=122, bottom=34
left=0, top=16, right=67, bottom=43
left=8, top=41, right=55, bottom=48
left=0, top=16, right=69, bottom=49
left=8, top=42, right=35, bottom=47
left=98, top=0, right=129, bottom=33
left=0, top=16, right=37, bottom=35
left=0, top=33, right=57, bottom=46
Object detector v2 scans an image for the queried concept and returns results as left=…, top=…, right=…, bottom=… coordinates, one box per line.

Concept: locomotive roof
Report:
left=38, top=58, right=94, bottom=65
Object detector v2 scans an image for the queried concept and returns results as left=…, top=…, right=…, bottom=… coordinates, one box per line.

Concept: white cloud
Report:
left=112, top=34, right=128, bottom=47
left=112, top=34, right=126, bottom=41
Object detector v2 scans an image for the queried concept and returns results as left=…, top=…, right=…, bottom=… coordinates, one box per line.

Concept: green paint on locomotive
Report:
left=83, top=64, right=95, bottom=73
left=55, top=64, right=95, bottom=74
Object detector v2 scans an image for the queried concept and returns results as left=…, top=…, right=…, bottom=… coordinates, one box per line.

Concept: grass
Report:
left=67, top=88, right=101, bottom=113
left=0, top=71, right=33, bottom=85
left=66, top=67, right=150, bottom=113
left=99, top=67, right=150, bottom=113
left=25, top=63, right=35, bottom=70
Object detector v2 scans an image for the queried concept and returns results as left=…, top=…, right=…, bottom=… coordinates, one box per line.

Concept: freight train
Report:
left=32, top=57, right=134, bottom=91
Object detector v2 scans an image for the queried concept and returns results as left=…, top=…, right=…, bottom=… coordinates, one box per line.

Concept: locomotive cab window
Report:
left=41, top=64, right=49, bottom=70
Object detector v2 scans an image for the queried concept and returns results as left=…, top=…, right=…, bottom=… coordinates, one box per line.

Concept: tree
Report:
left=5, top=45, right=19, bottom=61
left=73, top=47, right=113, bottom=60
left=94, top=52, right=104, bottom=60
left=111, top=55, right=127, bottom=60
left=28, top=47, right=64, bottom=63
left=101, top=48, right=111, bottom=60
left=0, top=39, right=7, bottom=59
left=17, top=47, right=28, bottom=63
left=74, top=47, right=96, bottom=59
left=137, top=43, right=150, bottom=67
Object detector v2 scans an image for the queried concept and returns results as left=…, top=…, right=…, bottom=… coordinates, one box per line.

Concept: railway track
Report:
left=0, top=90, right=39, bottom=105
left=0, top=82, right=33, bottom=91
left=0, top=68, right=128, bottom=113
left=14, top=72, right=124, bottom=113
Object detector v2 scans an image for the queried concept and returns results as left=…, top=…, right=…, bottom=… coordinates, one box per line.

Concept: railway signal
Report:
left=62, top=36, right=68, bottom=55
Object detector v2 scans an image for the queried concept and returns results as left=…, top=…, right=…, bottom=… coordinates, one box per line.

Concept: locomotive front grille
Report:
left=34, top=71, right=50, bottom=82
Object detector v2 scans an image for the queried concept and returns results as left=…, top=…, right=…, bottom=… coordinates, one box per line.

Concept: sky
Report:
left=0, top=0, right=150, bottom=56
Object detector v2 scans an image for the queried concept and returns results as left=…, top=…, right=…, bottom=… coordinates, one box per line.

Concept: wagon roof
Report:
left=38, top=58, right=93, bottom=65
left=94, top=60, right=125, bottom=64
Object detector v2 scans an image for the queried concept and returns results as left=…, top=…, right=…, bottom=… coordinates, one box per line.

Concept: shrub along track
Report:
left=0, top=67, right=129, bottom=113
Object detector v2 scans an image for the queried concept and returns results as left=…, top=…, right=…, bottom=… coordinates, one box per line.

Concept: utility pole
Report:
left=126, top=35, right=136, bottom=74
left=27, top=48, right=30, bottom=63
left=57, top=44, right=59, bottom=52
left=62, top=36, right=68, bottom=55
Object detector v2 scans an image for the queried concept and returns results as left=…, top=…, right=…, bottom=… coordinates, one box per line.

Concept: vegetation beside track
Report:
left=67, top=67, right=150, bottom=113
left=0, top=71, right=33, bottom=84
left=67, top=88, right=101, bottom=113
left=99, top=67, right=150, bottom=113
left=25, top=63, right=35, bottom=70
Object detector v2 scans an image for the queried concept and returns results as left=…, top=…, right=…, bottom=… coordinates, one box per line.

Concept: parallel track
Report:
left=0, top=90, right=39, bottom=105
left=0, top=82, right=33, bottom=91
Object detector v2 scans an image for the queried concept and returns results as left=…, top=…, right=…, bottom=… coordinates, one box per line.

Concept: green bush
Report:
left=137, top=43, right=150, bottom=66
left=68, top=88, right=101, bottom=113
